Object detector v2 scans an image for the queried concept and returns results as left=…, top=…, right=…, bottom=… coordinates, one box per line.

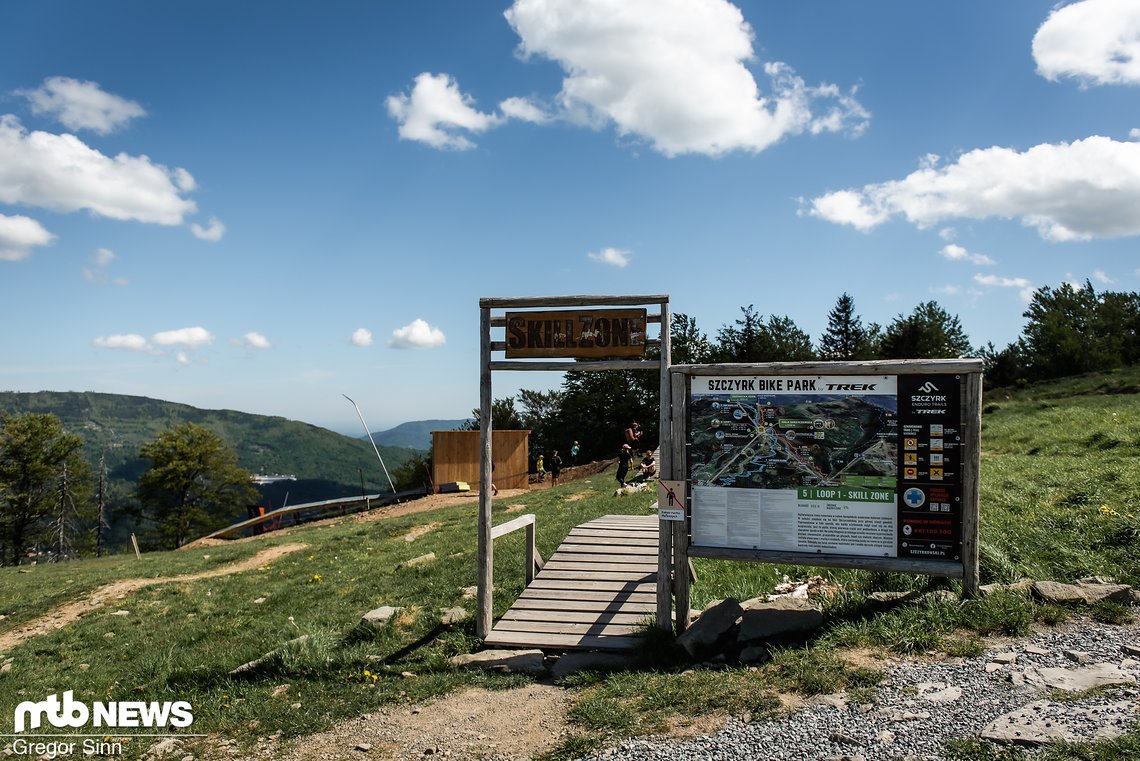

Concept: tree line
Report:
left=0, top=418, right=255, bottom=564
left=457, top=283, right=1139, bottom=470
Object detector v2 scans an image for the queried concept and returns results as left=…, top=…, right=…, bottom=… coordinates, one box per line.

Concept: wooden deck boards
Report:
left=483, top=514, right=660, bottom=652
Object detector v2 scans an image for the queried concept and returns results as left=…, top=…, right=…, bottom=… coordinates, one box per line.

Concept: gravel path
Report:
left=580, top=617, right=1140, bottom=761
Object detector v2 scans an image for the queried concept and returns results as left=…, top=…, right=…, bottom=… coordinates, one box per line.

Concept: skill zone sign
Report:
left=679, top=361, right=982, bottom=587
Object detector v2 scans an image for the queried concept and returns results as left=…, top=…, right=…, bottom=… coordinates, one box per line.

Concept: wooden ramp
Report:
left=484, top=514, right=659, bottom=652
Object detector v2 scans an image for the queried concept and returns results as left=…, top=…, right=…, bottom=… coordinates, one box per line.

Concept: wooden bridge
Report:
left=484, top=514, right=659, bottom=651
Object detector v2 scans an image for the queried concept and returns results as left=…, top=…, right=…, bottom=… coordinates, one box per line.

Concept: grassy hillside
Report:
left=0, top=369, right=1136, bottom=759
left=369, top=418, right=469, bottom=450
left=0, top=392, right=418, bottom=545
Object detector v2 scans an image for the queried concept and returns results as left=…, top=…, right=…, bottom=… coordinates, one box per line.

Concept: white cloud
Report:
left=17, top=76, right=146, bottom=134
left=808, top=136, right=1140, bottom=241
left=386, top=73, right=502, bottom=150
left=1131, top=128, right=1140, bottom=140
left=83, top=246, right=128, bottom=285
left=938, top=227, right=957, bottom=241
left=388, top=318, right=446, bottom=349
left=1033, top=0, right=1140, bottom=86
left=234, top=331, right=271, bottom=349
left=587, top=246, right=631, bottom=267
left=931, top=285, right=960, bottom=296
left=92, top=333, right=150, bottom=351
left=0, top=115, right=197, bottom=225
left=175, top=351, right=190, bottom=366
left=350, top=328, right=374, bottom=347
left=1092, top=269, right=1115, bottom=284
left=974, top=274, right=1037, bottom=302
left=502, top=0, right=868, bottom=157
left=940, top=244, right=995, bottom=266
left=151, top=326, right=213, bottom=347
left=189, top=217, right=226, bottom=242
left=0, top=212, right=55, bottom=261
left=499, top=96, right=551, bottom=124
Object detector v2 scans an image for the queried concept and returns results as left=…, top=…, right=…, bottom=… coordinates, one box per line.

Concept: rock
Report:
left=290, top=702, right=302, bottom=710
left=980, top=700, right=1135, bottom=745
left=354, top=742, right=372, bottom=752
left=738, top=645, right=770, bottom=665
left=738, top=597, right=823, bottom=643
left=876, top=730, right=896, bottom=745
left=362, top=606, right=402, bottom=629
left=549, top=652, right=634, bottom=679
left=677, top=598, right=743, bottom=659
left=985, top=663, right=1004, bottom=673
left=147, top=738, right=182, bottom=757
left=111, top=609, right=130, bottom=616
left=1031, top=580, right=1087, bottom=604
left=991, top=652, right=1018, bottom=665
left=1024, top=645, right=1050, bottom=656
left=1063, top=650, right=1091, bottom=664
left=461, top=586, right=478, bottom=599
left=867, top=590, right=922, bottom=607
left=1071, top=579, right=1133, bottom=604
left=253, top=597, right=266, bottom=604
left=1033, top=663, right=1135, bottom=692
left=439, top=607, right=468, bottom=626
left=827, top=731, right=864, bottom=747
left=447, top=649, right=546, bottom=675
left=875, top=709, right=931, bottom=722
left=1120, top=644, right=1140, bottom=658
left=397, top=553, right=436, bottom=570
left=920, top=590, right=959, bottom=604
left=917, top=684, right=962, bottom=703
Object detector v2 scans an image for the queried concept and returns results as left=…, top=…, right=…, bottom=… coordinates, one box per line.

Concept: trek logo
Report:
left=14, top=691, right=194, bottom=733
left=917, top=382, right=939, bottom=393
left=824, top=383, right=877, bottom=391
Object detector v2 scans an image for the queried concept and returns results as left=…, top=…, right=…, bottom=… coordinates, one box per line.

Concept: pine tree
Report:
left=819, top=293, right=874, bottom=360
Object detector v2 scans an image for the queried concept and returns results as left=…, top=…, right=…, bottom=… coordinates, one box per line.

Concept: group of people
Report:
left=616, top=420, right=656, bottom=488
left=534, top=439, right=580, bottom=486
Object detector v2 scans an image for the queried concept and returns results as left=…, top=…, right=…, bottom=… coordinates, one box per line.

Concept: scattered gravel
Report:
left=578, top=617, right=1140, bottom=761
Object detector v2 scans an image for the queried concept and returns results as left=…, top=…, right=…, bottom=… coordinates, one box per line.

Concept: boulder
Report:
left=439, top=607, right=469, bottom=626
left=738, top=597, right=823, bottom=643
left=1071, top=579, right=1133, bottom=604
left=980, top=700, right=1135, bottom=745
left=1031, top=581, right=1087, bottom=604
left=448, top=649, right=546, bottom=675
left=677, top=597, right=743, bottom=659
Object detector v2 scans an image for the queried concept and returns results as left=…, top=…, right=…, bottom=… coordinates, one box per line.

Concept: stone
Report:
left=1121, top=644, right=1140, bottom=658
left=875, top=709, right=931, bottom=722
left=1024, top=645, right=1050, bottom=656
left=991, top=652, right=1018, bottom=665
left=980, top=700, right=1135, bottom=745
left=229, top=635, right=311, bottom=676
left=461, top=586, right=477, bottom=599
left=917, top=684, right=962, bottom=703
left=677, top=597, right=743, bottom=659
left=985, top=663, right=1004, bottom=673
left=397, top=552, right=436, bottom=570
left=1031, top=580, right=1086, bottom=604
left=1063, top=650, right=1091, bottom=664
left=1034, top=663, right=1135, bottom=692
left=447, top=649, right=546, bottom=675
left=439, top=607, right=468, bottom=626
left=876, top=730, right=896, bottom=745
left=867, top=590, right=921, bottom=606
left=271, top=684, right=290, bottom=698
left=253, top=597, right=266, bottom=604
left=148, top=738, right=182, bottom=757
left=920, top=590, right=959, bottom=604
left=111, top=609, right=130, bottom=616
left=738, top=597, right=823, bottom=643
left=1071, top=580, right=1133, bottom=604
left=354, top=742, right=372, bottom=752
left=738, top=645, right=770, bottom=665
left=362, top=606, right=401, bottom=629
left=549, top=652, right=634, bottom=679
left=827, top=731, right=864, bottom=747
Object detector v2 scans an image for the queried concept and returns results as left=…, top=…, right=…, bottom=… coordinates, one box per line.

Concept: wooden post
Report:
left=130, top=533, right=142, bottom=561
left=477, top=305, right=494, bottom=638
left=656, top=297, right=673, bottom=631
left=525, top=520, right=537, bottom=587
left=670, top=371, right=690, bottom=632
left=961, top=371, right=983, bottom=598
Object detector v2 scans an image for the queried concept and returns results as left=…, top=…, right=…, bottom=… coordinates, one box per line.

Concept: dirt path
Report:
left=0, top=542, right=307, bottom=654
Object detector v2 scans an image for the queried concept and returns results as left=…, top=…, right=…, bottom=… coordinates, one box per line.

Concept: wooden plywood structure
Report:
left=433, top=430, right=529, bottom=492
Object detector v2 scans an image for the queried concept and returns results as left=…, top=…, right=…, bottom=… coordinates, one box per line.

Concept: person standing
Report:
left=624, top=421, right=643, bottom=454
left=570, top=440, right=580, bottom=465
left=550, top=450, right=562, bottom=486
left=616, top=444, right=633, bottom=487
left=535, top=453, right=546, bottom=482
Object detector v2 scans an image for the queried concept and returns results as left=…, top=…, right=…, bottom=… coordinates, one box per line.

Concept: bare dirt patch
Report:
left=0, top=543, right=306, bottom=654
left=563, top=490, right=594, bottom=502
left=279, top=684, right=571, bottom=761
left=400, top=522, right=440, bottom=542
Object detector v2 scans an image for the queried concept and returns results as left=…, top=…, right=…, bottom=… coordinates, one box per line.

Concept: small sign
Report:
left=658, top=479, right=686, bottom=521
left=505, top=309, right=647, bottom=358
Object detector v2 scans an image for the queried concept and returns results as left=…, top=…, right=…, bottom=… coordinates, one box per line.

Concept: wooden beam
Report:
left=670, top=359, right=986, bottom=376
left=490, top=513, right=536, bottom=540
left=480, top=295, right=669, bottom=309
left=687, top=546, right=966, bottom=576
left=489, top=360, right=660, bottom=372
left=477, top=305, right=493, bottom=639
left=961, top=371, right=983, bottom=598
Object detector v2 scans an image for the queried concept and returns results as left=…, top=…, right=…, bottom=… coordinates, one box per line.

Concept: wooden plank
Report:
left=542, top=561, right=658, bottom=574
left=482, top=632, right=641, bottom=651
left=509, top=598, right=657, bottom=613
left=565, top=534, right=659, bottom=546
left=687, top=546, right=965, bottom=576
left=480, top=295, right=669, bottom=309
left=490, top=360, right=659, bottom=372
left=567, top=529, right=660, bottom=539
left=516, top=587, right=657, bottom=603
left=671, top=369, right=689, bottom=634
left=670, top=359, right=986, bottom=376
left=491, top=513, right=535, bottom=540
left=549, top=550, right=657, bottom=563
left=491, top=314, right=664, bottom=328
left=501, top=609, right=651, bottom=625
left=555, top=544, right=658, bottom=556
left=533, top=569, right=656, bottom=581
left=478, top=305, right=492, bottom=639
left=525, top=579, right=657, bottom=592
left=491, top=620, right=643, bottom=636
left=961, top=371, right=982, bottom=598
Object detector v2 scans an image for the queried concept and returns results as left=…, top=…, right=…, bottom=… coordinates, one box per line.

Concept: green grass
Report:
left=1, top=369, right=1139, bottom=758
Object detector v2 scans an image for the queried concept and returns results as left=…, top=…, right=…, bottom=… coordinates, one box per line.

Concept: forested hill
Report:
left=0, top=391, right=416, bottom=507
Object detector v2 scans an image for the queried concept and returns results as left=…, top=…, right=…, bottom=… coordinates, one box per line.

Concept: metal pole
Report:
left=343, top=394, right=396, bottom=493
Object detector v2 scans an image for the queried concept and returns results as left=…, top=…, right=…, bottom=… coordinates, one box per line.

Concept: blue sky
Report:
left=1, top=0, right=1138, bottom=433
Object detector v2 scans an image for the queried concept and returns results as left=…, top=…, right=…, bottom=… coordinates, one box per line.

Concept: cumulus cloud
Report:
left=175, top=351, right=191, bottom=366
left=233, top=331, right=271, bottom=349
left=974, top=274, right=1037, bottom=301
left=388, top=319, right=446, bottom=349
left=350, top=328, right=374, bottom=347
left=588, top=247, right=631, bottom=267
left=151, top=326, right=214, bottom=347
left=190, top=217, right=226, bottom=242
left=92, top=333, right=150, bottom=351
left=1092, top=269, right=1115, bottom=284
left=940, top=244, right=995, bottom=266
left=502, top=0, right=868, bottom=156
left=83, top=246, right=128, bottom=285
left=390, top=0, right=868, bottom=156
left=0, top=115, right=197, bottom=225
left=17, top=76, right=146, bottom=134
left=0, top=212, right=55, bottom=261
left=387, top=73, right=503, bottom=150
left=1033, top=0, right=1140, bottom=86
left=807, top=136, right=1140, bottom=241
left=931, top=285, right=960, bottom=295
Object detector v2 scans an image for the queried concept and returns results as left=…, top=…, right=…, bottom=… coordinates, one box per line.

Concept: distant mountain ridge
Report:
left=367, top=418, right=470, bottom=450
